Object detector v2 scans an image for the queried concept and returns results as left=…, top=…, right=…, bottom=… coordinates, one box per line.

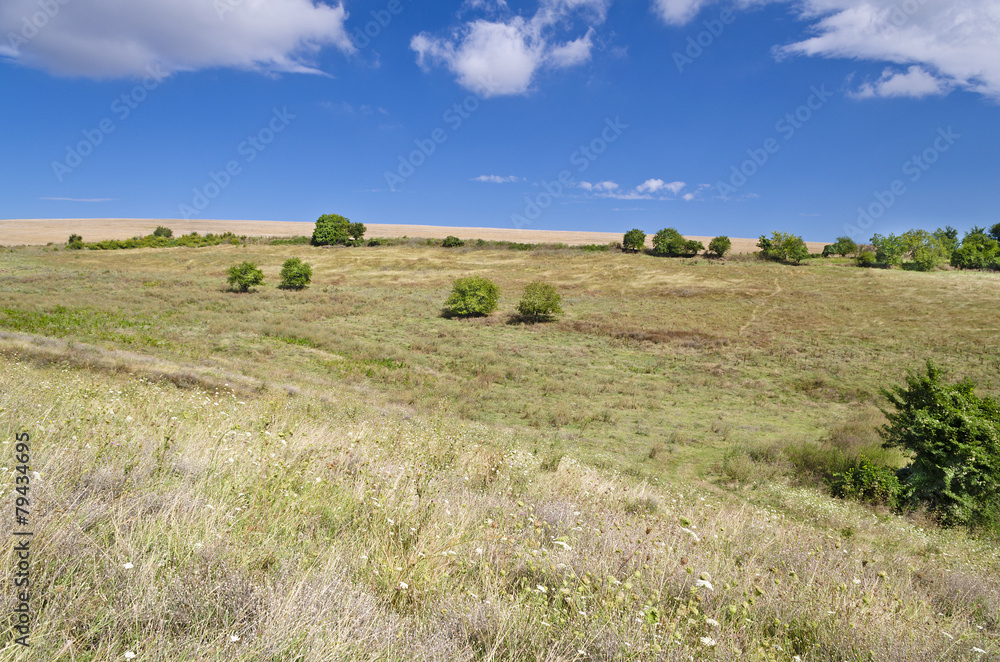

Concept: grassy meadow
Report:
left=1, top=239, right=999, bottom=660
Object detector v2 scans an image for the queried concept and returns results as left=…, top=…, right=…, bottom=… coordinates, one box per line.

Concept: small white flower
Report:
left=700, top=636, right=717, bottom=647
left=536, top=585, right=547, bottom=593
left=705, top=618, right=720, bottom=627
left=695, top=579, right=714, bottom=591
left=553, top=540, right=571, bottom=550
left=399, top=582, right=408, bottom=590
left=681, top=527, right=701, bottom=542
left=476, top=547, right=484, bottom=555
left=972, top=647, right=987, bottom=654
left=230, top=635, right=240, bottom=642
left=124, top=653, right=136, bottom=660
left=852, top=578, right=861, bottom=585
left=123, top=562, right=134, bottom=570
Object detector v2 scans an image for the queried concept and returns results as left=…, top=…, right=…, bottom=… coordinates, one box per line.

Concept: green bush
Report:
left=67, top=234, right=83, bottom=250
left=651, top=228, right=685, bottom=256
left=312, top=214, right=365, bottom=246
left=153, top=226, right=173, bottom=238
left=830, top=457, right=902, bottom=508
left=579, top=244, right=610, bottom=252
left=622, top=229, right=646, bottom=253
left=443, top=276, right=499, bottom=318
left=708, top=236, right=731, bottom=257
left=516, top=281, right=563, bottom=322
left=880, top=361, right=1000, bottom=528
left=227, top=262, right=265, bottom=293
left=951, top=227, right=999, bottom=270
left=758, top=232, right=809, bottom=264
left=871, top=233, right=905, bottom=267
left=279, top=258, right=312, bottom=290
left=442, top=236, right=465, bottom=248
left=827, top=236, right=858, bottom=257
left=856, top=250, right=876, bottom=267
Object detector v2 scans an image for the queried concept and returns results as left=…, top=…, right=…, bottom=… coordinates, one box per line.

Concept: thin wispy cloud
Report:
left=472, top=174, right=523, bottom=183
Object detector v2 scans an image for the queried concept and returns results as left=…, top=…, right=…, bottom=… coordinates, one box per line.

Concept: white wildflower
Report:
left=695, top=579, right=714, bottom=591
left=399, top=582, right=408, bottom=590
left=972, top=649, right=986, bottom=655
left=536, top=585, right=547, bottom=593
left=123, top=562, right=134, bottom=570
left=705, top=618, right=720, bottom=627
left=681, top=527, right=701, bottom=542
left=230, top=634, right=240, bottom=642
left=124, top=653, right=136, bottom=660
left=553, top=540, right=571, bottom=550
left=700, top=636, right=716, bottom=647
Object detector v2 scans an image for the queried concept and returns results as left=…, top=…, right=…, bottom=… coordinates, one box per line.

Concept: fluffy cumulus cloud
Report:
left=778, top=0, right=1000, bottom=100
left=411, top=0, right=610, bottom=96
left=579, top=178, right=692, bottom=199
left=0, top=0, right=353, bottom=78
left=851, top=65, right=949, bottom=99
left=650, top=0, right=1000, bottom=101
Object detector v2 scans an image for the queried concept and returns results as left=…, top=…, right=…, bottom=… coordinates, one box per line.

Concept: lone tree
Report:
left=67, top=234, right=83, bottom=249
left=516, top=281, right=563, bottom=322
left=622, top=229, right=646, bottom=253
left=880, top=362, right=1000, bottom=529
left=227, top=261, right=264, bottom=292
left=443, top=236, right=465, bottom=247
left=708, top=236, right=731, bottom=258
left=153, top=226, right=173, bottom=238
left=443, top=276, right=499, bottom=318
left=312, top=214, right=366, bottom=246
left=279, top=258, right=313, bottom=290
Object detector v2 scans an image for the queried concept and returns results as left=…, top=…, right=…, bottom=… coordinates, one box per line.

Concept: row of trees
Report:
left=622, top=229, right=731, bottom=258
left=823, top=224, right=1000, bottom=271
left=226, top=258, right=313, bottom=292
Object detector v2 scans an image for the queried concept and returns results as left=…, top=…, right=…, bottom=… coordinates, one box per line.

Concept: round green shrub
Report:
left=622, top=229, right=646, bottom=253
left=442, top=236, right=465, bottom=247
left=227, top=261, right=264, bottom=292
left=444, top=276, right=499, bottom=317
left=708, top=236, right=731, bottom=257
left=516, top=281, right=563, bottom=322
left=279, top=258, right=313, bottom=290
left=856, top=250, right=876, bottom=267
left=153, top=225, right=173, bottom=238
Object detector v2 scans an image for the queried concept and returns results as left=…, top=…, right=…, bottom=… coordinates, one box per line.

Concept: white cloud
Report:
left=472, top=174, right=523, bottom=183
left=851, top=65, right=949, bottom=99
left=411, top=0, right=609, bottom=97
left=777, top=0, right=1000, bottom=100
left=581, top=178, right=688, bottom=199
left=0, top=0, right=353, bottom=78
left=651, top=0, right=716, bottom=25
left=636, top=178, right=685, bottom=195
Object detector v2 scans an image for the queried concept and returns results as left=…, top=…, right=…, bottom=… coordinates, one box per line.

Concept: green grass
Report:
left=1, top=241, right=999, bottom=660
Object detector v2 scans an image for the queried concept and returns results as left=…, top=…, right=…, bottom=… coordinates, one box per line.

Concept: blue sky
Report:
left=1, top=0, right=997, bottom=242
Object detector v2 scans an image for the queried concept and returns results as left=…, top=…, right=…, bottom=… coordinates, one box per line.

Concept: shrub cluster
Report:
left=311, top=214, right=366, bottom=247
left=834, top=226, right=999, bottom=272
left=227, top=262, right=265, bottom=293
left=442, top=277, right=564, bottom=322
left=652, top=228, right=704, bottom=257
left=71, top=230, right=240, bottom=250
left=757, top=232, right=809, bottom=264
left=442, top=236, right=465, bottom=248
left=279, top=258, right=313, bottom=290
left=516, top=281, right=563, bottom=322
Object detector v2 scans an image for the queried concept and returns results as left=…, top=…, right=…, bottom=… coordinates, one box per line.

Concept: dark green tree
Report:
left=312, top=214, right=352, bottom=246
left=153, top=226, right=173, bottom=238
left=758, top=232, right=809, bottom=264
left=442, top=236, right=465, bottom=247
left=708, top=235, right=731, bottom=257
left=622, top=229, right=646, bottom=253
left=951, top=227, right=999, bottom=270
left=871, top=233, right=905, bottom=267
left=880, top=362, right=1000, bottom=528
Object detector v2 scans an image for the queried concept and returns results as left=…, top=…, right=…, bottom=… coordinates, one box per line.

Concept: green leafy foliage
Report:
left=708, top=235, right=731, bottom=258
left=312, top=214, right=365, bottom=247
left=933, top=226, right=960, bottom=257
left=879, top=362, right=1000, bottom=528
left=856, top=250, right=876, bottom=267
left=901, top=229, right=948, bottom=271
left=622, top=229, right=646, bottom=253
left=830, top=457, right=902, bottom=508
left=227, top=261, right=265, bottom=293
left=827, top=236, right=858, bottom=257
left=758, top=232, right=809, bottom=264
left=442, top=236, right=465, bottom=247
left=81, top=232, right=240, bottom=250
left=67, top=234, right=83, bottom=250
left=279, top=258, right=313, bottom=290
left=652, top=228, right=704, bottom=257
left=152, top=226, right=173, bottom=238
left=989, top=223, right=1000, bottom=243
left=871, top=233, right=905, bottom=267
left=951, top=227, right=999, bottom=270
left=443, top=276, right=499, bottom=318
left=516, top=281, right=563, bottom=322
